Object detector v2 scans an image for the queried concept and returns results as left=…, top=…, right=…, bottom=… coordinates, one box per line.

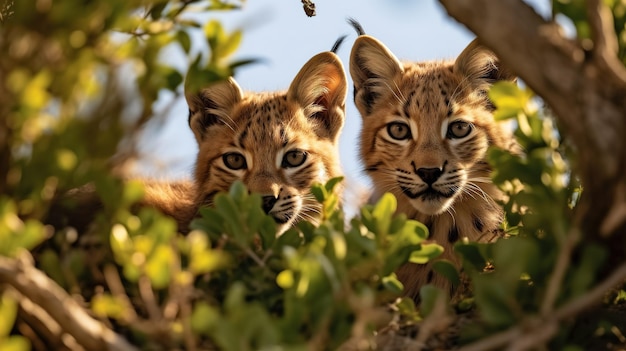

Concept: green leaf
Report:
left=455, top=242, right=488, bottom=272
left=382, top=273, right=404, bottom=294
left=191, top=301, right=220, bottom=335
left=258, top=216, right=277, bottom=248
left=145, top=245, right=174, bottom=289
left=419, top=285, right=447, bottom=317
left=310, top=183, right=326, bottom=203
left=110, top=224, right=133, bottom=265
left=0, top=293, right=18, bottom=337
left=192, top=207, right=225, bottom=236
left=488, top=81, right=533, bottom=119
left=568, top=244, right=607, bottom=298
left=91, top=294, right=130, bottom=321
left=372, top=193, right=396, bottom=236
left=492, top=237, right=539, bottom=285
left=324, top=176, right=344, bottom=193
left=395, top=297, right=420, bottom=321
left=409, top=242, right=443, bottom=264
left=432, top=260, right=460, bottom=288
left=177, top=30, right=192, bottom=53
left=473, top=274, right=517, bottom=327
left=276, top=269, right=294, bottom=289
left=329, top=229, right=347, bottom=260
left=149, top=1, right=168, bottom=19
left=220, top=29, right=242, bottom=58
left=165, top=69, right=183, bottom=91
left=214, top=193, right=244, bottom=238
left=0, top=336, right=31, bottom=351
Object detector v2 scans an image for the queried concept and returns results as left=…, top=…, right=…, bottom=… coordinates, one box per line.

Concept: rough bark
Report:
left=439, top=0, right=626, bottom=251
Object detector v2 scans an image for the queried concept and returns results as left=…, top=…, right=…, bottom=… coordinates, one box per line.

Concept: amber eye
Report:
left=223, top=152, right=247, bottom=170
left=282, top=150, right=307, bottom=168
left=447, top=121, right=473, bottom=139
left=387, top=122, right=411, bottom=140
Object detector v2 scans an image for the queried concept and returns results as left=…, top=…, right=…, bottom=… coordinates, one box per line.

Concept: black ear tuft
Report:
left=331, top=35, right=347, bottom=54
left=347, top=18, right=365, bottom=36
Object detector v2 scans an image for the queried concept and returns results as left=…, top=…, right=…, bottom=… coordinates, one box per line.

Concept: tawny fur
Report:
left=182, top=51, right=347, bottom=234
left=350, top=36, right=517, bottom=300
left=49, top=52, right=347, bottom=236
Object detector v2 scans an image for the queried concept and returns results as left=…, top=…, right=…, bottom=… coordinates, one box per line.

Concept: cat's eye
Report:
left=223, top=152, right=247, bottom=170
left=447, top=121, right=473, bottom=139
left=282, top=150, right=307, bottom=168
left=387, top=122, right=411, bottom=140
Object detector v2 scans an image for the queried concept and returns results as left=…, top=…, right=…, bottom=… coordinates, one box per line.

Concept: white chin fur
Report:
left=275, top=223, right=291, bottom=236
left=410, top=197, right=454, bottom=216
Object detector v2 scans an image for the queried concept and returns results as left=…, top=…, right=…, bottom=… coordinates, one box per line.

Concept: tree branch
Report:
left=586, top=0, right=624, bottom=77
left=457, top=263, right=626, bottom=351
left=0, top=254, right=138, bottom=351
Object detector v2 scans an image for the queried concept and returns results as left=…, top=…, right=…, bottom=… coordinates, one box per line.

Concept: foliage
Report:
left=0, top=4, right=437, bottom=346
left=443, top=79, right=624, bottom=348
left=0, top=293, right=29, bottom=351
left=176, top=179, right=440, bottom=350
left=1, top=0, right=626, bottom=350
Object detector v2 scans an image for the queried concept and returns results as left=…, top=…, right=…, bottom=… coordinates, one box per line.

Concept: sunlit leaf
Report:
left=0, top=293, right=18, bottom=337
left=0, top=336, right=30, bottom=351
left=372, top=193, right=396, bottom=236
left=409, top=242, right=443, bottom=264
left=191, top=301, right=220, bottom=335
left=381, top=273, right=404, bottom=294
left=92, top=294, right=131, bottom=321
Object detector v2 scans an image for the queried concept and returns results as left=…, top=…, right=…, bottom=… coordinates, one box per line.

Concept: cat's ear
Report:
left=287, top=51, right=347, bottom=140
left=454, top=39, right=516, bottom=104
left=185, top=77, right=243, bottom=143
left=349, top=35, right=403, bottom=116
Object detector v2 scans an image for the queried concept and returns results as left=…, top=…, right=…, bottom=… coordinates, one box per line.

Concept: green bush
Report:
left=2, top=1, right=626, bottom=350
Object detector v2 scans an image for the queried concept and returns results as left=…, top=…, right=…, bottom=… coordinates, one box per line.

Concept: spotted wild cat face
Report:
left=350, top=36, right=516, bottom=217
left=186, top=52, right=346, bottom=234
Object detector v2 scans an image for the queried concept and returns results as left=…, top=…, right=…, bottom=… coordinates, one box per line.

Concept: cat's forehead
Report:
left=400, top=62, right=459, bottom=97
left=396, top=62, right=475, bottom=120
left=231, top=93, right=306, bottom=149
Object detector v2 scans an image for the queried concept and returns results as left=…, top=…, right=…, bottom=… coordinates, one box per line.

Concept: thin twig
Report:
left=456, top=327, right=521, bottom=351
left=540, top=228, right=580, bottom=315
left=103, top=264, right=139, bottom=321
left=244, top=246, right=265, bottom=267
left=457, top=262, right=626, bottom=351
left=138, top=275, right=162, bottom=321
left=415, top=293, right=453, bottom=349
left=301, top=0, right=316, bottom=16
left=555, top=263, right=626, bottom=320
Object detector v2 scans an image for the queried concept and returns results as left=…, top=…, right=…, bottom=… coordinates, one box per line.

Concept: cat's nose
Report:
left=261, top=195, right=278, bottom=214
left=416, top=167, right=443, bottom=185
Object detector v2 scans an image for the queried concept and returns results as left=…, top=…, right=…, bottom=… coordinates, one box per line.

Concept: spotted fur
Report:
left=349, top=35, right=517, bottom=299
left=186, top=51, right=347, bottom=234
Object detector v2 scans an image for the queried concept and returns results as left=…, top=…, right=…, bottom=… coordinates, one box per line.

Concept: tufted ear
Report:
left=454, top=39, right=516, bottom=98
left=185, top=77, right=243, bottom=143
left=287, top=51, right=347, bottom=141
left=349, top=35, right=403, bottom=117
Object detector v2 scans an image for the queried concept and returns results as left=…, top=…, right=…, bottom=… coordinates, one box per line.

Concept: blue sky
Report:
left=140, top=0, right=550, bottom=198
